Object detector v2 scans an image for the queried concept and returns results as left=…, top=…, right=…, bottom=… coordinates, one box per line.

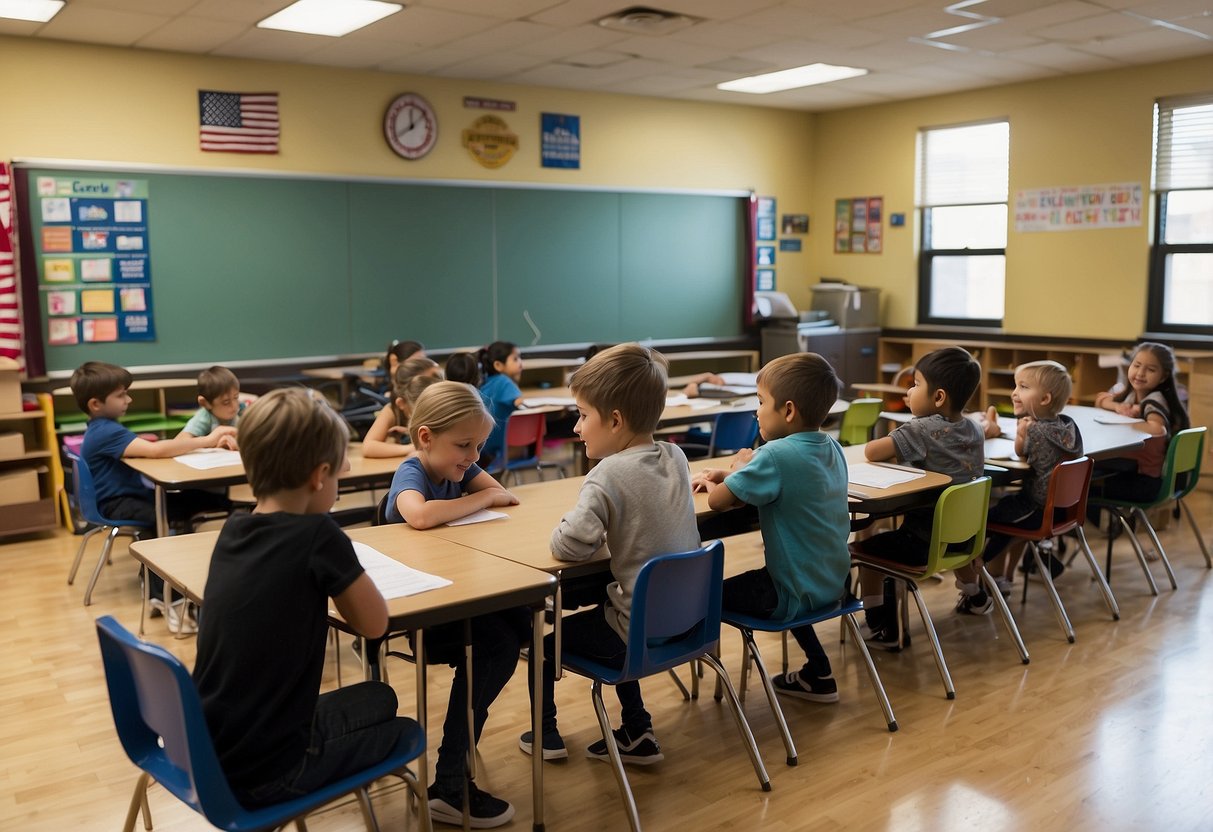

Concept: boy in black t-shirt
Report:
left=192, top=388, right=408, bottom=808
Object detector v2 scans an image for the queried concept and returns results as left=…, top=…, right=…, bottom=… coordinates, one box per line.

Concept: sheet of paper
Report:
left=689, top=398, right=720, bottom=410
left=847, top=462, right=926, bottom=489
left=984, top=437, right=1019, bottom=460
left=718, top=372, right=759, bottom=386
left=1094, top=412, right=1145, bottom=424
left=351, top=542, right=452, bottom=599
left=175, top=449, right=242, bottom=470
left=521, top=396, right=576, bottom=408
left=445, top=509, right=508, bottom=526
left=665, top=393, right=689, bottom=406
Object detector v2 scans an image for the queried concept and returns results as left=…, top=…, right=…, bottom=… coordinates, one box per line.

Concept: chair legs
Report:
left=66, top=525, right=105, bottom=586
left=1028, top=543, right=1075, bottom=643
left=903, top=581, right=956, bottom=700
left=122, top=772, right=152, bottom=832
left=589, top=680, right=643, bottom=832
left=1178, top=497, right=1212, bottom=568
left=734, top=628, right=799, bottom=766
left=840, top=614, right=899, bottom=732
left=1073, top=526, right=1121, bottom=621
left=69, top=525, right=140, bottom=606
left=697, top=653, right=771, bottom=792
left=1105, top=509, right=1165, bottom=595
left=1132, top=507, right=1178, bottom=590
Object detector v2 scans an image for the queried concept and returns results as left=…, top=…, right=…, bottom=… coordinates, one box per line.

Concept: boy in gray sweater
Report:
left=519, top=344, right=700, bottom=765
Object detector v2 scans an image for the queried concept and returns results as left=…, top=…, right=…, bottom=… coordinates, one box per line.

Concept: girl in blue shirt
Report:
left=477, top=341, right=523, bottom=467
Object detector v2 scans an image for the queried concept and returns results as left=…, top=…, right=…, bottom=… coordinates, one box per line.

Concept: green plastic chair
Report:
left=1089, top=426, right=1209, bottom=595
left=838, top=398, right=883, bottom=446
left=850, top=477, right=1029, bottom=699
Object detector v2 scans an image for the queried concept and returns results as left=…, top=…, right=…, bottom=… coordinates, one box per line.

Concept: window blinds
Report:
left=916, top=121, right=1009, bottom=207
left=1155, top=93, right=1213, bottom=192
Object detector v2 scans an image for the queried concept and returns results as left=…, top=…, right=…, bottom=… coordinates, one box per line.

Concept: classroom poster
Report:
left=756, top=196, right=776, bottom=241
left=33, top=175, right=156, bottom=343
left=1013, top=182, right=1143, bottom=231
left=540, top=113, right=580, bottom=169
left=834, top=196, right=883, bottom=254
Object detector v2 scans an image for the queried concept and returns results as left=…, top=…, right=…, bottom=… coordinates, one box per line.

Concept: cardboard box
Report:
left=0, top=431, right=25, bottom=457
left=0, top=468, right=40, bottom=506
left=0, top=357, right=21, bottom=415
left=809, top=283, right=880, bottom=329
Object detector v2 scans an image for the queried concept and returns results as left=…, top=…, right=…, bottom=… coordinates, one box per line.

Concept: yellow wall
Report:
left=0, top=36, right=818, bottom=300
left=808, top=53, right=1213, bottom=340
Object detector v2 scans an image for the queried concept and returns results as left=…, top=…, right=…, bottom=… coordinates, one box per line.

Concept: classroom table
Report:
left=301, top=364, right=382, bottom=403
left=124, top=446, right=401, bottom=538
left=519, top=386, right=849, bottom=426
left=129, top=525, right=556, bottom=832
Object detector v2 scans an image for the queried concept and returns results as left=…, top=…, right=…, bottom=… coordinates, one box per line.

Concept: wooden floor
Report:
left=2, top=492, right=1211, bottom=832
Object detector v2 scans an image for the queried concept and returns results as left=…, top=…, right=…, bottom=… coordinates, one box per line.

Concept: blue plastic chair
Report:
left=66, top=453, right=153, bottom=606
left=559, top=541, right=771, bottom=832
left=679, top=410, right=760, bottom=459
left=95, top=615, right=427, bottom=832
left=722, top=592, right=898, bottom=767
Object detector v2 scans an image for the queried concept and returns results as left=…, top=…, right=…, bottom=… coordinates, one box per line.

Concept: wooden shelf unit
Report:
left=876, top=335, right=1213, bottom=491
left=0, top=405, right=58, bottom=538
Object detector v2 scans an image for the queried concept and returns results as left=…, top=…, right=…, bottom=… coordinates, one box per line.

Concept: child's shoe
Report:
left=518, top=729, right=568, bottom=761
left=428, top=781, right=515, bottom=829
left=955, top=589, right=993, bottom=615
left=166, top=599, right=197, bottom=635
left=586, top=726, right=664, bottom=766
left=994, top=576, right=1014, bottom=600
left=772, top=670, right=839, bottom=703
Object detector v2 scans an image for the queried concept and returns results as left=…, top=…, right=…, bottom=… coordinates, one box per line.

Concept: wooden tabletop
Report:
left=124, top=444, right=400, bottom=490
left=520, top=386, right=847, bottom=425
left=129, top=525, right=555, bottom=631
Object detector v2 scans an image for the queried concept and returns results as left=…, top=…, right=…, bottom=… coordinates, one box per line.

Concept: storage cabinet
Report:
left=0, top=401, right=58, bottom=538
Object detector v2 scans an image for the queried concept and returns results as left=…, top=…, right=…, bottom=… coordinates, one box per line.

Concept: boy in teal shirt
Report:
left=692, top=353, right=851, bottom=701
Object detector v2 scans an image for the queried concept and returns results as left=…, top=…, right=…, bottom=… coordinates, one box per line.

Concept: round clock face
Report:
left=385, top=93, right=437, bottom=160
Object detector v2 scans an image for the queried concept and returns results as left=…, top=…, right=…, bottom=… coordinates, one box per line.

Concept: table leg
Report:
left=153, top=485, right=168, bottom=539
left=415, top=629, right=432, bottom=832
left=553, top=581, right=563, bottom=682
left=531, top=606, right=545, bottom=832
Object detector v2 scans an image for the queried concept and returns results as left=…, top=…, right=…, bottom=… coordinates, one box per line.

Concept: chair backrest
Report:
left=838, top=398, right=883, bottom=446
left=506, top=411, right=546, bottom=454
left=1040, top=456, right=1093, bottom=535
left=71, top=453, right=106, bottom=526
left=708, top=411, right=760, bottom=456
left=921, top=477, right=992, bottom=576
left=618, top=541, right=725, bottom=683
left=95, top=615, right=247, bottom=828
left=481, top=400, right=516, bottom=467
left=374, top=492, right=391, bottom=526
left=1164, top=426, right=1206, bottom=501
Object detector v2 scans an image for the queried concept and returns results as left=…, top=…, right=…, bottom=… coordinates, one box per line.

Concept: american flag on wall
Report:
left=0, top=162, right=21, bottom=363
left=199, top=91, right=280, bottom=153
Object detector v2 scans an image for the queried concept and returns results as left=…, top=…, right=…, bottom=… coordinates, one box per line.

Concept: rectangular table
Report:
left=130, top=525, right=556, bottom=832
left=125, top=446, right=401, bottom=538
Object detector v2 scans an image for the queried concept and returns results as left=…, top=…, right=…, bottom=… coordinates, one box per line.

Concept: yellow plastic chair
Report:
left=850, top=477, right=1029, bottom=699
left=837, top=398, right=883, bottom=446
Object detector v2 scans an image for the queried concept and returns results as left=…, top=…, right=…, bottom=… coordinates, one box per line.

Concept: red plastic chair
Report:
left=988, top=456, right=1119, bottom=643
left=489, top=411, right=565, bottom=486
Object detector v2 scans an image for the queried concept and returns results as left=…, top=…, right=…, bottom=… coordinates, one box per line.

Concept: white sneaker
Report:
left=167, top=599, right=197, bottom=635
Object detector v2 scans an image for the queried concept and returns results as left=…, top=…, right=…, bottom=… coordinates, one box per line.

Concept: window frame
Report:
left=916, top=119, right=1010, bottom=329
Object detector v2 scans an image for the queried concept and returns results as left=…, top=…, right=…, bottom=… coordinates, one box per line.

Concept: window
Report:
left=916, top=120, right=1010, bottom=326
left=1149, top=94, right=1213, bottom=335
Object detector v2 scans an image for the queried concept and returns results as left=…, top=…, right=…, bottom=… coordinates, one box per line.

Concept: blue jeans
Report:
left=238, top=682, right=406, bottom=808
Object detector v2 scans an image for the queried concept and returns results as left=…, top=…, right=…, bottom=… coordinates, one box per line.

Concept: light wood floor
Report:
left=2, top=492, right=1211, bottom=832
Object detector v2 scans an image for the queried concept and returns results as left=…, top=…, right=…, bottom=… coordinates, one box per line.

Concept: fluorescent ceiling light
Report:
left=0, top=0, right=64, bottom=23
left=258, top=0, right=402, bottom=37
left=717, top=63, right=868, bottom=94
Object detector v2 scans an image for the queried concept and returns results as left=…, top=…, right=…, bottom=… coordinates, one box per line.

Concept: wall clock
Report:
left=385, top=93, right=437, bottom=160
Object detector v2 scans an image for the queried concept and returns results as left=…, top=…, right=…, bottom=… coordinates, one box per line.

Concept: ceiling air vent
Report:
left=596, top=6, right=700, bottom=36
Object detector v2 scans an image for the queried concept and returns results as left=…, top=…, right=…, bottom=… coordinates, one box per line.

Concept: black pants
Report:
left=238, top=682, right=407, bottom=808
left=722, top=568, right=832, bottom=679
left=415, top=608, right=530, bottom=791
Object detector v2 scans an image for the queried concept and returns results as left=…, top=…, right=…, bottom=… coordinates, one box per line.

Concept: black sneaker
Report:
left=955, top=589, right=993, bottom=615
left=772, top=670, right=839, bottom=703
left=518, top=729, right=568, bottom=761
left=863, top=622, right=909, bottom=652
left=428, top=782, right=515, bottom=829
left=585, top=726, right=664, bottom=766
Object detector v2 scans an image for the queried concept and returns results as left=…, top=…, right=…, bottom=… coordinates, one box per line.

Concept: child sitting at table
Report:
left=380, top=339, right=425, bottom=391
left=444, top=352, right=482, bottom=387
left=477, top=341, right=523, bottom=469
left=70, top=361, right=236, bottom=633
left=853, top=346, right=986, bottom=649
left=192, top=388, right=411, bottom=809
left=362, top=356, right=441, bottom=459
left=383, top=381, right=525, bottom=828
left=952, top=360, right=1083, bottom=611
left=178, top=365, right=250, bottom=442
left=690, top=353, right=851, bottom=702
left=518, top=343, right=701, bottom=766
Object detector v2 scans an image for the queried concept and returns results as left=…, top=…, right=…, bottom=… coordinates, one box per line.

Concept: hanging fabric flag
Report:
left=199, top=90, right=280, bottom=153
left=0, top=162, right=22, bottom=364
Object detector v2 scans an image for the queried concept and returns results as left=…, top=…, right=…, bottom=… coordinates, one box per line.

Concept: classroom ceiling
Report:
left=4, top=0, right=1212, bottom=111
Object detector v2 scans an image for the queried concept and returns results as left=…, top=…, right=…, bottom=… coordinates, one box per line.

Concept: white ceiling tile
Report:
left=556, top=50, right=631, bottom=68
left=37, top=5, right=173, bottom=46
left=439, top=19, right=562, bottom=51
left=512, top=24, right=629, bottom=58
left=209, top=28, right=328, bottom=62
left=135, top=16, right=247, bottom=53
left=376, top=45, right=480, bottom=74
left=433, top=51, right=547, bottom=78
left=68, top=0, right=197, bottom=12
left=364, top=5, right=501, bottom=45
left=669, top=20, right=783, bottom=50
left=734, top=37, right=851, bottom=67
left=729, top=4, right=849, bottom=36
left=785, top=22, right=890, bottom=49
left=302, top=36, right=414, bottom=69
left=784, top=0, right=926, bottom=20
left=998, top=1, right=1110, bottom=31
left=185, top=0, right=292, bottom=25
left=976, top=0, right=1070, bottom=15
left=411, top=0, right=564, bottom=18
left=1171, top=13, right=1213, bottom=36
left=1073, top=23, right=1213, bottom=58
left=937, top=26, right=1046, bottom=52
left=998, top=41, right=1128, bottom=69
left=1032, top=10, right=1156, bottom=40
left=528, top=0, right=643, bottom=27
left=661, top=0, right=786, bottom=21
left=859, top=6, right=981, bottom=37
left=601, top=34, right=731, bottom=66
left=0, top=19, right=43, bottom=36
left=1125, top=0, right=1213, bottom=20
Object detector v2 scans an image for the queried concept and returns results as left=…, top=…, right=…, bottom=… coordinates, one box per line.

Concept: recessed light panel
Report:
left=257, top=0, right=402, bottom=37
left=717, top=63, right=868, bottom=94
left=0, top=0, right=64, bottom=23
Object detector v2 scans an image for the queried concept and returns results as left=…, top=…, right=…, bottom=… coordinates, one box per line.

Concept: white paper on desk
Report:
left=985, top=437, right=1019, bottom=460
left=665, top=393, right=689, bottom=406
left=719, top=372, right=759, bottom=386
left=445, top=509, right=508, bottom=526
left=352, top=541, right=452, bottom=599
left=1094, top=412, right=1145, bottom=424
left=175, top=449, right=242, bottom=470
left=689, top=398, right=720, bottom=411
left=521, top=396, right=576, bottom=408
left=848, top=462, right=926, bottom=489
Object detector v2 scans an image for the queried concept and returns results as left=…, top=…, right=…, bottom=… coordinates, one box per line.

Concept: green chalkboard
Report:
left=22, top=166, right=745, bottom=373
